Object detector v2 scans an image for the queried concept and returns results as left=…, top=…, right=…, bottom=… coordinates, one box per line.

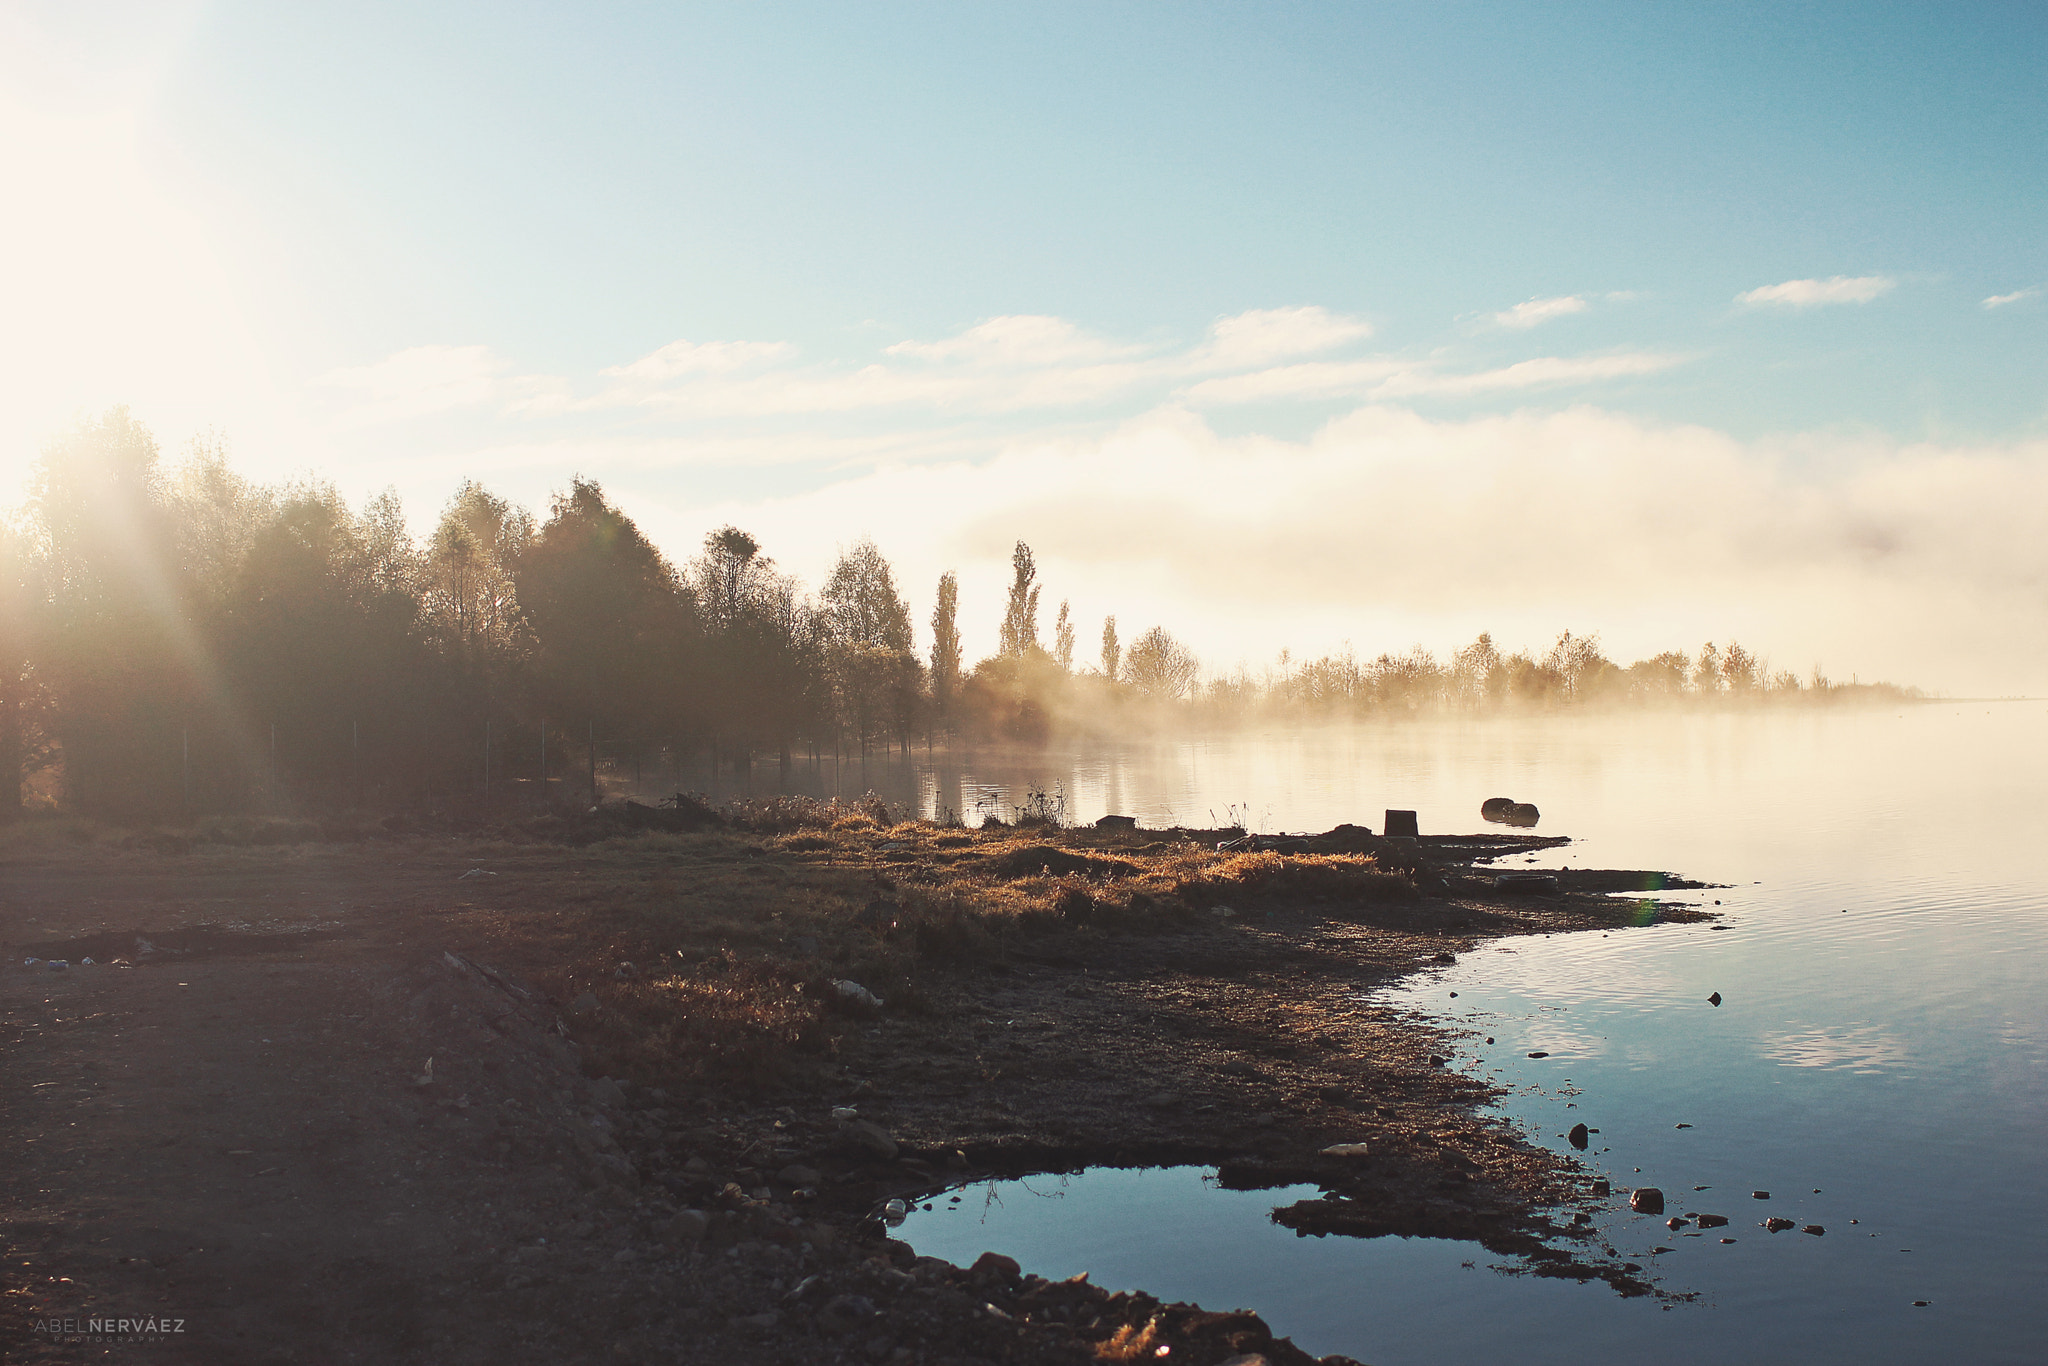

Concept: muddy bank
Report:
left=0, top=812, right=1711, bottom=1363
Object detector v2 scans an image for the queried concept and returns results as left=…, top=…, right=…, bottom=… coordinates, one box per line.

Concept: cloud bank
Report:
left=646, top=405, right=2048, bottom=696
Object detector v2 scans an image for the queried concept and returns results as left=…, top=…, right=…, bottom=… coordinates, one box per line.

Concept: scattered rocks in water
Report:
left=1695, top=1214, right=1729, bottom=1229
left=1589, top=1179, right=1610, bottom=1196
left=1666, top=1217, right=1689, bottom=1229
left=1707, top=992, right=1722, bottom=1006
left=1567, top=1123, right=1589, bottom=1149
left=1802, top=1225, right=1826, bottom=1237
left=1764, top=1217, right=1796, bottom=1233
left=1629, top=1188, right=1665, bottom=1215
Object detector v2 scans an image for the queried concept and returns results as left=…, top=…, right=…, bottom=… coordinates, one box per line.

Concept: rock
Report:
left=1319, top=1143, right=1372, bottom=1158
left=1504, top=803, right=1541, bottom=828
left=1707, top=992, right=1722, bottom=1006
left=1572, top=1212, right=1591, bottom=1225
left=1695, top=1213, right=1729, bottom=1228
left=588, top=1077, right=628, bottom=1108
left=840, top=1119, right=898, bottom=1160
left=1589, top=1179, right=1610, bottom=1195
left=1764, top=1217, right=1795, bottom=1232
left=776, top=1164, right=822, bottom=1187
left=831, top=1106, right=859, bottom=1121
left=817, top=1294, right=876, bottom=1333
left=611, top=961, right=639, bottom=981
left=1666, top=1216, right=1688, bottom=1229
left=1480, top=797, right=1517, bottom=821
left=832, top=980, right=885, bottom=1011
left=971, top=1251, right=1022, bottom=1281
left=1428, top=1055, right=1447, bottom=1068
left=1629, top=1188, right=1665, bottom=1214
left=1095, top=814, right=1139, bottom=831
left=1752, top=1190, right=1771, bottom=1200
left=1801, top=1225, right=1826, bottom=1236
left=1527, top=1051, right=1550, bottom=1059
left=663, top=1209, right=709, bottom=1244
left=1567, top=1123, right=1589, bottom=1149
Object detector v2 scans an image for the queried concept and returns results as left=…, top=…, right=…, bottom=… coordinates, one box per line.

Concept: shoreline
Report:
left=0, top=811, right=1713, bottom=1364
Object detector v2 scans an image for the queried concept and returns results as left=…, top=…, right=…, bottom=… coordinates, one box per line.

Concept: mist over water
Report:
left=836, top=702, right=2048, bottom=1365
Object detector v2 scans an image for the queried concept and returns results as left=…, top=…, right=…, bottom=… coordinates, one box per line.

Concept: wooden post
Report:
left=182, top=728, right=190, bottom=811
left=484, top=719, right=492, bottom=806
left=588, top=719, right=596, bottom=806
left=351, top=719, right=359, bottom=810
left=539, top=720, right=547, bottom=807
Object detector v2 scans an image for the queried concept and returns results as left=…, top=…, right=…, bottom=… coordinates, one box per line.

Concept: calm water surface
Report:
left=711, top=705, right=2048, bottom=1364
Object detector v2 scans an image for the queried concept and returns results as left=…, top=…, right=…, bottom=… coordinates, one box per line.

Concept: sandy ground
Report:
left=0, top=821, right=1707, bottom=1364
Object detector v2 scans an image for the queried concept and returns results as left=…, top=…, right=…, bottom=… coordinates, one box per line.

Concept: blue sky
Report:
left=3, top=3, right=2045, bottom=687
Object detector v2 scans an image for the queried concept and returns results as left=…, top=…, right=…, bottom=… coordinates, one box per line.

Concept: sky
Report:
left=2, top=1, right=2044, bottom=691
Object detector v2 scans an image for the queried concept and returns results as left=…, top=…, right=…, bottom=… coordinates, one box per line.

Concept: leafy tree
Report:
left=1122, top=626, right=1199, bottom=700
left=821, top=538, right=920, bottom=753
left=929, top=571, right=961, bottom=729
left=1100, top=615, right=1120, bottom=682
left=997, top=540, right=1040, bottom=658
left=515, top=478, right=699, bottom=764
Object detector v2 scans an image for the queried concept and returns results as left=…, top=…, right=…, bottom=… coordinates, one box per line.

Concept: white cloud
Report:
left=603, top=338, right=795, bottom=380
left=886, top=315, right=1139, bottom=367
left=1371, top=352, right=1680, bottom=398
left=1192, top=306, right=1373, bottom=369
left=1737, top=275, right=1896, bottom=308
left=1982, top=288, right=2038, bottom=309
left=1492, top=295, right=1588, bottom=329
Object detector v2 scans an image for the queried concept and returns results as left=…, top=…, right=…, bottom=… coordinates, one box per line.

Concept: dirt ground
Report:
left=0, top=812, right=1710, bottom=1365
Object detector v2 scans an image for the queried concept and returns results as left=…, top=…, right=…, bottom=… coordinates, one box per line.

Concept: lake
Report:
left=699, top=703, right=2048, bottom=1364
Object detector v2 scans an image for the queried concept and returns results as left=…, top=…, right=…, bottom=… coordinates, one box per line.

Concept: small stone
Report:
left=1629, top=1188, right=1665, bottom=1215
left=1667, top=1217, right=1688, bottom=1229
left=1572, top=1212, right=1591, bottom=1225
left=1912, top=1301, right=1929, bottom=1308
left=776, top=1164, right=822, bottom=1187
left=1589, top=1179, right=1610, bottom=1196
left=1695, top=1213, right=1729, bottom=1228
left=663, top=1210, right=709, bottom=1244
left=1707, top=992, right=1722, bottom=1006
left=817, top=1294, right=876, bottom=1333
left=1428, top=1055, right=1447, bottom=1068
left=1567, top=1123, right=1589, bottom=1149
left=971, top=1251, right=1021, bottom=1281
left=568, top=992, right=601, bottom=1017
left=1320, top=1142, right=1372, bottom=1158
left=1527, top=1051, right=1550, bottom=1059
left=1801, top=1225, right=1826, bottom=1236
left=841, top=1120, right=898, bottom=1161
left=1752, top=1190, right=1771, bottom=1200
left=1674, top=1123, right=1692, bottom=1129
left=1720, top=1237, right=1736, bottom=1244
left=1764, top=1217, right=1795, bottom=1232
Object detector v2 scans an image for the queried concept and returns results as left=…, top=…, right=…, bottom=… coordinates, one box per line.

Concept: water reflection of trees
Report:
left=0, top=409, right=1916, bottom=819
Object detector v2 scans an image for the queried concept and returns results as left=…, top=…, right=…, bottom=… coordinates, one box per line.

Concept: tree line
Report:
left=0, top=409, right=1908, bottom=819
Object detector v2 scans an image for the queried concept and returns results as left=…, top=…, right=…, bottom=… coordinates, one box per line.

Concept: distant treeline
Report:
left=0, top=409, right=1915, bottom=819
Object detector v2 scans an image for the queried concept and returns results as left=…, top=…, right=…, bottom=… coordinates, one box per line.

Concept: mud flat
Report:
left=0, top=807, right=1712, bottom=1364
